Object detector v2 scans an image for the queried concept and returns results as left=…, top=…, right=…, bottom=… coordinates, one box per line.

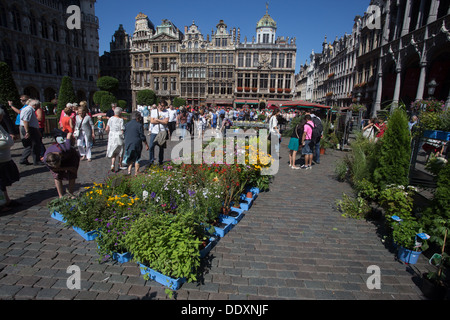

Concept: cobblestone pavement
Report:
left=0, top=133, right=430, bottom=300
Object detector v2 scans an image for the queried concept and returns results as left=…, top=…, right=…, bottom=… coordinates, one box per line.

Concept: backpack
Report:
left=306, top=122, right=321, bottom=145
left=312, top=116, right=323, bottom=136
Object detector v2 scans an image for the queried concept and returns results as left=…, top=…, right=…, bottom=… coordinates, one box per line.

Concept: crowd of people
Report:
left=0, top=97, right=318, bottom=209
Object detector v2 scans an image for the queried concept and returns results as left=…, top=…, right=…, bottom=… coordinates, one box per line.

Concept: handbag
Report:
left=73, top=117, right=83, bottom=139
left=154, top=110, right=168, bottom=147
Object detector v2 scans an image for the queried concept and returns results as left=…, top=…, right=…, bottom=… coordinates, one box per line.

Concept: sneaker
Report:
left=119, top=166, right=128, bottom=170
left=292, top=166, right=300, bottom=170
left=306, top=165, right=312, bottom=170
left=300, top=165, right=307, bottom=169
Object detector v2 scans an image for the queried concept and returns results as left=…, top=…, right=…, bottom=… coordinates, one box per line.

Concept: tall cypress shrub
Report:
left=0, top=62, right=20, bottom=119
left=373, top=108, right=411, bottom=188
left=57, top=76, right=77, bottom=117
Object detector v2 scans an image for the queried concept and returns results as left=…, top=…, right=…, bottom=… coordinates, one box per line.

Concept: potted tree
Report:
left=392, top=217, right=427, bottom=264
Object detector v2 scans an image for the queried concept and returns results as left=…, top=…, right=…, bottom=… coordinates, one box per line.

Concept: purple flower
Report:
left=188, top=189, right=196, bottom=197
left=150, top=192, right=156, bottom=198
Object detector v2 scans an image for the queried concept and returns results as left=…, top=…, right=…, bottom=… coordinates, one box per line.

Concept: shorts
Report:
left=301, top=140, right=313, bottom=155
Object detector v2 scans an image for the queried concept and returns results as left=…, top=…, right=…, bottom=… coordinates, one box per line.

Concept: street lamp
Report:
left=427, top=79, right=437, bottom=99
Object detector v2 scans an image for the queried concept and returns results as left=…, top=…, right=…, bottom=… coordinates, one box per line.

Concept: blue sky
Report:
left=96, top=0, right=370, bottom=73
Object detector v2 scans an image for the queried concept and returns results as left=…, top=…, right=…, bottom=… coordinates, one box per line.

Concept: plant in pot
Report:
left=421, top=218, right=448, bottom=300
left=392, top=217, right=427, bottom=264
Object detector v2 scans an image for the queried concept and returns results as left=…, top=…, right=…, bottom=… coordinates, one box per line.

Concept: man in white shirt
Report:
left=149, top=101, right=169, bottom=165
left=167, top=104, right=177, bottom=139
left=19, top=99, right=42, bottom=165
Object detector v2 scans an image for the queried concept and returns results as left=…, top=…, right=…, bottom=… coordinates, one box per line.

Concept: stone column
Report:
left=415, top=61, right=427, bottom=101
left=394, top=0, right=404, bottom=39
left=401, top=0, right=413, bottom=37
left=416, top=0, right=426, bottom=29
left=392, top=66, right=402, bottom=107
left=427, top=0, right=441, bottom=24
left=373, top=53, right=384, bottom=117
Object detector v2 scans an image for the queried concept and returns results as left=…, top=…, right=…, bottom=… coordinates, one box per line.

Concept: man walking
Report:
left=309, top=111, right=323, bottom=164
left=19, top=99, right=42, bottom=165
left=148, top=101, right=169, bottom=165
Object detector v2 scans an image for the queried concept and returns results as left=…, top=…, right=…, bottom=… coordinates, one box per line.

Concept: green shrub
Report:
left=373, top=108, right=411, bottom=189
left=97, top=76, right=119, bottom=93
left=336, top=193, right=371, bottom=220
left=100, top=94, right=117, bottom=112
left=136, top=89, right=156, bottom=106
left=0, top=61, right=20, bottom=119
left=57, top=76, right=77, bottom=117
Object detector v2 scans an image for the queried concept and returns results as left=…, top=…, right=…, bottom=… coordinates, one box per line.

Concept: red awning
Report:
left=280, top=100, right=331, bottom=109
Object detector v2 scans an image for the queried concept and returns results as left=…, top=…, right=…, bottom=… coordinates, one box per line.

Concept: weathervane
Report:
left=266, top=2, right=269, bottom=14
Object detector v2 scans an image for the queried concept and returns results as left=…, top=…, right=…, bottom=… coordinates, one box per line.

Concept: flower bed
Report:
left=48, top=141, right=273, bottom=290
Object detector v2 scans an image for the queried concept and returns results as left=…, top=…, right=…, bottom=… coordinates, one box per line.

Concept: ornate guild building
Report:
left=0, top=0, right=100, bottom=105
left=101, top=5, right=297, bottom=109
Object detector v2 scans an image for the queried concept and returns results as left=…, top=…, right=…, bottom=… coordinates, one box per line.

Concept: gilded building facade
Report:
left=102, top=5, right=296, bottom=109
left=0, top=0, right=99, bottom=105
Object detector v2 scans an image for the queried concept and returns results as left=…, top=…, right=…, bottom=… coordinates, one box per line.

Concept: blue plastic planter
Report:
left=51, top=211, right=66, bottom=223
left=139, top=263, right=186, bottom=290
left=423, top=130, right=450, bottom=141
left=397, top=246, right=421, bottom=264
left=200, top=237, right=217, bottom=258
left=112, top=251, right=132, bottom=264
left=72, top=226, right=99, bottom=241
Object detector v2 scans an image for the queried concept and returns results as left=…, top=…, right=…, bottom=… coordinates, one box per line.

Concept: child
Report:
left=94, top=115, right=105, bottom=139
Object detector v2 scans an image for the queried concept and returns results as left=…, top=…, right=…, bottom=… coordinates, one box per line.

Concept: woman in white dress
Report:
left=106, top=107, right=125, bottom=172
left=75, top=106, right=95, bottom=162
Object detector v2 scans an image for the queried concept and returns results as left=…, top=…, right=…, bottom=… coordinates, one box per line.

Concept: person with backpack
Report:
left=301, top=114, right=315, bottom=169
left=309, top=111, right=323, bottom=164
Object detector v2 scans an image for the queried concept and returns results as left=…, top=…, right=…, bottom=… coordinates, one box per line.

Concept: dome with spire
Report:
left=256, top=4, right=277, bottom=30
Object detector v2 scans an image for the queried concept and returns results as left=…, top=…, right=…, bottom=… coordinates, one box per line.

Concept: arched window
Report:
left=44, top=50, right=52, bottom=74
left=11, top=6, right=21, bottom=31
left=29, top=12, right=37, bottom=35
left=68, top=56, right=73, bottom=77
left=76, top=57, right=81, bottom=78
left=41, top=17, right=49, bottom=39
left=0, top=2, right=7, bottom=28
left=33, top=48, right=41, bottom=73
left=52, top=20, right=59, bottom=42
left=17, top=44, right=27, bottom=71
left=55, top=53, right=62, bottom=76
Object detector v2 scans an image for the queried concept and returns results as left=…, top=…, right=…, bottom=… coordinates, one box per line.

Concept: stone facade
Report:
left=101, top=5, right=296, bottom=109
left=0, top=0, right=99, bottom=105
left=296, top=0, right=450, bottom=117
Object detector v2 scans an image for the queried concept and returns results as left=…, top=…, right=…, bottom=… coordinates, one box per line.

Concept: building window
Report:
left=252, top=74, right=258, bottom=88
left=208, top=53, right=214, bottom=63
left=153, top=45, right=158, bottom=53
left=162, top=77, right=168, bottom=90
left=222, top=53, right=227, bottom=64
left=154, top=77, right=159, bottom=90
left=270, top=74, right=276, bottom=88
left=285, top=76, right=291, bottom=90
left=41, top=17, right=49, bottom=39
left=171, top=77, right=176, bottom=91
left=161, top=58, right=168, bottom=71
left=33, top=48, right=41, bottom=73
left=277, top=74, right=283, bottom=88
left=286, top=53, right=293, bottom=68
left=153, top=58, right=159, bottom=71
left=245, top=54, right=251, bottom=67
left=170, top=58, right=177, bottom=71
left=222, top=38, right=227, bottom=47
left=278, top=53, right=285, bottom=68
left=238, top=53, right=244, bottom=67
left=244, top=73, right=251, bottom=87
left=45, top=51, right=52, bottom=74
left=11, top=6, right=22, bottom=31
left=215, top=38, right=221, bottom=47
left=17, top=44, right=27, bottom=71
left=228, top=53, right=234, bottom=64
left=271, top=53, right=277, bottom=68
left=253, top=53, right=259, bottom=67
left=55, top=53, right=62, bottom=75
left=29, top=12, right=37, bottom=35
left=215, top=53, right=220, bottom=64
left=52, top=20, right=59, bottom=42
left=0, top=3, right=7, bottom=28
left=260, top=73, right=268, bottom=89
left=237, top=73, right=243, bottom=87
left=263, top=34, right=269, bottom=44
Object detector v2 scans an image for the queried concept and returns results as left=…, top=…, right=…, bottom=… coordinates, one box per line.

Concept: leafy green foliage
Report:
left=97, top=76, right=119, bottom=93
left=136, top=89, right=156, bottom=106
left=336, top=193, right=371, bottom=219
left=172, top=97, right=186, bottom=108
left=373, top=108, right=411, bottom=189
left=100, top=93, right=117, bottom=112
left=57, top=76, right=77, bottom=117
left=0, top=61, right=20, bottom=119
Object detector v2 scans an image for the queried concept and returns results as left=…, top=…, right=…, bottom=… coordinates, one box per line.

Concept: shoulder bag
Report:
left=154, top=110, right=168, bottom=147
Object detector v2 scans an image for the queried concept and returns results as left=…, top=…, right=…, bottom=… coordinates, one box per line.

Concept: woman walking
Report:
left=61, top=106, right=75, bottom=141
left=288, top=117, right=305, bottom=169
left=122, top=112, right=149, bottom=176
left=106, top=107, right=125, bottom=172
left=75, top=105, right=95, bottom=162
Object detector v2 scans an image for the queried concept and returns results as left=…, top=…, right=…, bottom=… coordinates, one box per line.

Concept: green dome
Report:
left=256, top=12, right=277, bottom=30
